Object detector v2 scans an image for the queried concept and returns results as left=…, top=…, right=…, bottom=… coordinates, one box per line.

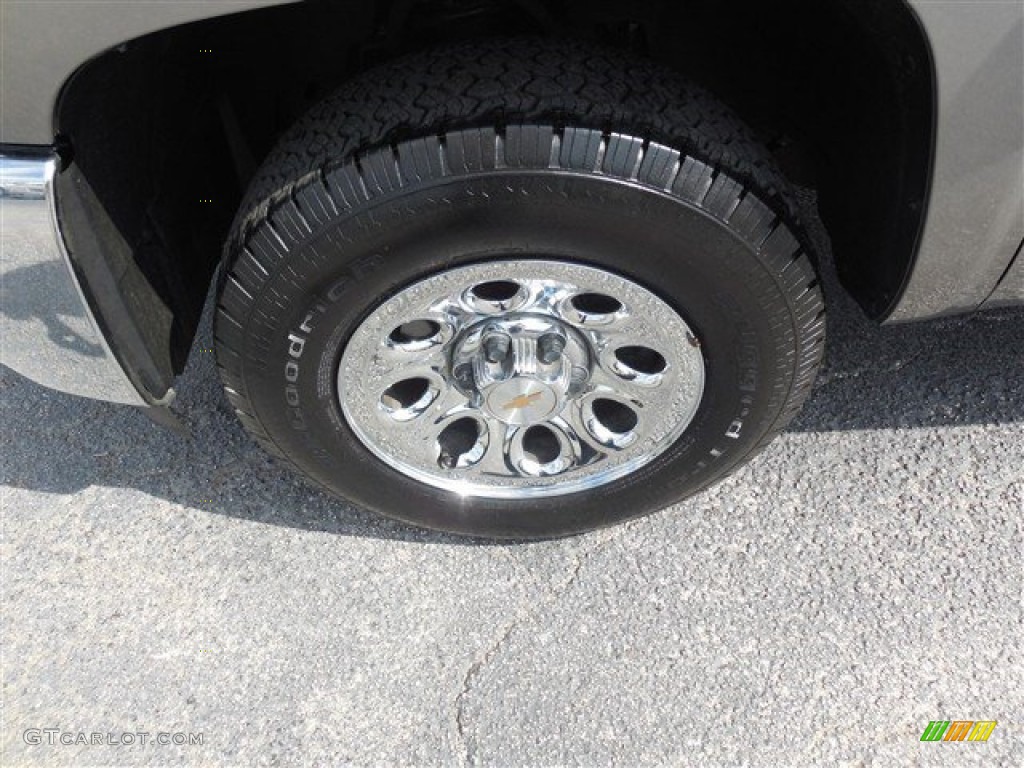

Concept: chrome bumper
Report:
left=0, top=149, right=146, bottom=405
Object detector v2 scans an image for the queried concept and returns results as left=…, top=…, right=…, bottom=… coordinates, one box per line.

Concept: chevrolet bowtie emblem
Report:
left=502, top=391, right=544, bottom=410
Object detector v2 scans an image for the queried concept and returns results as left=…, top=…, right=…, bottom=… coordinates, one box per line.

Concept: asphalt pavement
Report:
left=2, top=196, right=1022, bottom=766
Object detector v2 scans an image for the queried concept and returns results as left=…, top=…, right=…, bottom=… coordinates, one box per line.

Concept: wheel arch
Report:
left=46, top=0, right=934, bottom=401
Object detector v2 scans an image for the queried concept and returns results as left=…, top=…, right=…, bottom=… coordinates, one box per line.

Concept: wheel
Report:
left=215, top=39, right=825, bottom=538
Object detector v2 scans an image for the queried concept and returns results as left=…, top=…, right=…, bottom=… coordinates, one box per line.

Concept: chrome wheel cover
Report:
left=337, top=260, right=705, bottom=498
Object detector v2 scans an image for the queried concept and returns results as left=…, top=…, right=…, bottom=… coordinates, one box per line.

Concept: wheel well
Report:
left=53, top=0, right=933, bottom=400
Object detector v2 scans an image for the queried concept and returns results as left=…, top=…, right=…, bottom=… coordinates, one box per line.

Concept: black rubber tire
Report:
left=215, top=39, right=825, bottom=539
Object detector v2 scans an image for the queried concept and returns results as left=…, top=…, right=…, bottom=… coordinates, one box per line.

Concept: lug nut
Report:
left=537, top=333, right=566, bottom=364
left=483, top=333, right=511, bottom=363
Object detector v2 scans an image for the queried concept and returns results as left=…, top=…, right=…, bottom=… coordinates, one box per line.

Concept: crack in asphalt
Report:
left=452, top=617, right=519, bottom=766
left=450, top=525, right=631, bottom=765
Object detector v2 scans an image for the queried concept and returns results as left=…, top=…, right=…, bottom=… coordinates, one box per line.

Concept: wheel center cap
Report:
left=451, top=313, right=588, bottom=427
left=486, top=378, right=559, bottom=425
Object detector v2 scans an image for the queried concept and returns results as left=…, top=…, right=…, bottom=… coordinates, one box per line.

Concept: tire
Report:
left=215, top=38, right=825, bottom=539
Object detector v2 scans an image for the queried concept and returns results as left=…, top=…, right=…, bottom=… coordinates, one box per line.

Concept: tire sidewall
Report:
left=237, top=171, right=796, bottom=537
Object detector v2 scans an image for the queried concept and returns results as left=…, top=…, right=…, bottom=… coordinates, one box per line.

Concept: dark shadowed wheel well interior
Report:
left=52, top=0, right=934, bottom=402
